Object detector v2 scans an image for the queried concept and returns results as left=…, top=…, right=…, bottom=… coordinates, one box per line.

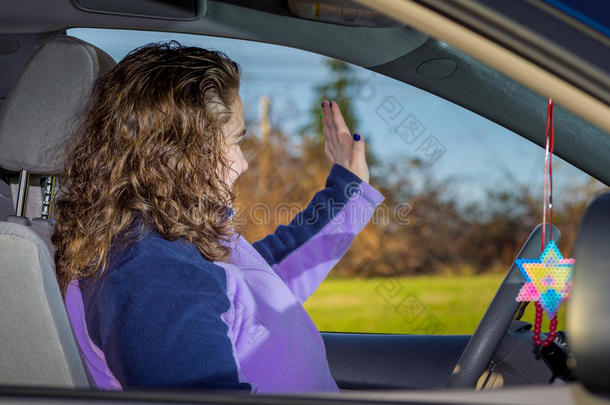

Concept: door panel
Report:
left=321, top=332, right=470, bottom=390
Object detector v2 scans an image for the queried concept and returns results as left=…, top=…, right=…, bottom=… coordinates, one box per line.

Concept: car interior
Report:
left=0, top=0, right=608, bottom=404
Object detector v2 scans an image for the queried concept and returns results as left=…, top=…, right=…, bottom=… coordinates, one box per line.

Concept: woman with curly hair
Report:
left=53, top=41, right=384, bottom=393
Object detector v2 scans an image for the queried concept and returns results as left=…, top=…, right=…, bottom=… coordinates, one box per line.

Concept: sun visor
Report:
left=70, top=0, right=201, bottom=20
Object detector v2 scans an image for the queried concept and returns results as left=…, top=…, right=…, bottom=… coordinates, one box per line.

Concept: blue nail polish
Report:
left=353, top=133, right=361, bottom=141
left=329, top=101, right=333, bottom=108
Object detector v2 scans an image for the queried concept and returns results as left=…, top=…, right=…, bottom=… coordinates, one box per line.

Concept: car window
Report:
left=68, top=27, right=608, bottom=335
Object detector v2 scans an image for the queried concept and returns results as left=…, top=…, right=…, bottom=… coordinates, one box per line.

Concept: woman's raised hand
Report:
left=321, top=100, right=370, bottom=183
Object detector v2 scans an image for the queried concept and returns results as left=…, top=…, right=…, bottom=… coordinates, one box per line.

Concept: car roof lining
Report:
left=0, top=0, right=428, bottom=69
left=0, top=0, right=608, bottom=184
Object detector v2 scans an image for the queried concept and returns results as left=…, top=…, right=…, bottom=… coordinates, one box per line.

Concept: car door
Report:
left=0, top=0, right=608, bottom=401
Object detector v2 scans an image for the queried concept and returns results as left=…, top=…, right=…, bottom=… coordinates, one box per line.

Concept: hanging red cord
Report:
left=535, top=98, right=557, bottom=348
left=541, top=98, right=554, bottom=251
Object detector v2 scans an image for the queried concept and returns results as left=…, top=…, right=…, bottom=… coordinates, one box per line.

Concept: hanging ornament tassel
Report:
left=533, top=302, right=557, bottom=347
left=514, top=98, right=575, bottom=354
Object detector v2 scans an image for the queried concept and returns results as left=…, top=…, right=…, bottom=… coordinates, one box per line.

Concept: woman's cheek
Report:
left=239, top=149, right=248, bottom=174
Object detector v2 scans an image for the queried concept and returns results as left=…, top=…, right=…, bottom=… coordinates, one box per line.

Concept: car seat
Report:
left=568, top=192, right=610, bottom=396
left=0, top=34, right=115, bottom=388
left=0, top=174, right=12, bottom=221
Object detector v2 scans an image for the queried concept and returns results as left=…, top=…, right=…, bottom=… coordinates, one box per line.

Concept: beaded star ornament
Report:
left=514, top=99, right=575, bottom=349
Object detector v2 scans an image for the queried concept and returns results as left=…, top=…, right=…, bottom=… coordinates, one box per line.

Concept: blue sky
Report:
left=68, top=28, right=598, bottom=208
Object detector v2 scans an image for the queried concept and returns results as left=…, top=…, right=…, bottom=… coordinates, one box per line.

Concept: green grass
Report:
left=303, top=274, right=566, bottom=335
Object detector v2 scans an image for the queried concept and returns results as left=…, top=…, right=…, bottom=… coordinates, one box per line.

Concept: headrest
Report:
left=0, top=35, right=116, bottom=174
left=568, top=192, right=610, bottom=396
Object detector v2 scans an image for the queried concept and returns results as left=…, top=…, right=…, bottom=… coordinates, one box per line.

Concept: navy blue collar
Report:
left=221, top=206, right=234, bottom=223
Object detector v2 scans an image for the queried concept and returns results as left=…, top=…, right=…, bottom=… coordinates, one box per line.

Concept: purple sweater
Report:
left=64, top=163, right=385, bottom=393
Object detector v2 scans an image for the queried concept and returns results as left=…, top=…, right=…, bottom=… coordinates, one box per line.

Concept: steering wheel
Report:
left=446, top=223, right=560, bottom=388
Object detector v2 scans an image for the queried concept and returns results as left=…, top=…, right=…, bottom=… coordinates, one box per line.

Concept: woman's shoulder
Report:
left=82, top=228, right=232, bottom=301
left=113, top=229, right=200, bottom=264
left=77, top=229, right=245, bottom=369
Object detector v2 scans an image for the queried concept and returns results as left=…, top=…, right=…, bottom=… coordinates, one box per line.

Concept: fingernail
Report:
left=353, top=133, right=361, bottom=141
left=329, top=101, right=333, bottom=108
left=321, top=101, right=324, bottom=108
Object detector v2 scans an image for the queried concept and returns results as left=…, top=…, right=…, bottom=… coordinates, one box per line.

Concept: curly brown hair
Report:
left=52, top=41, right=241, bottom=298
